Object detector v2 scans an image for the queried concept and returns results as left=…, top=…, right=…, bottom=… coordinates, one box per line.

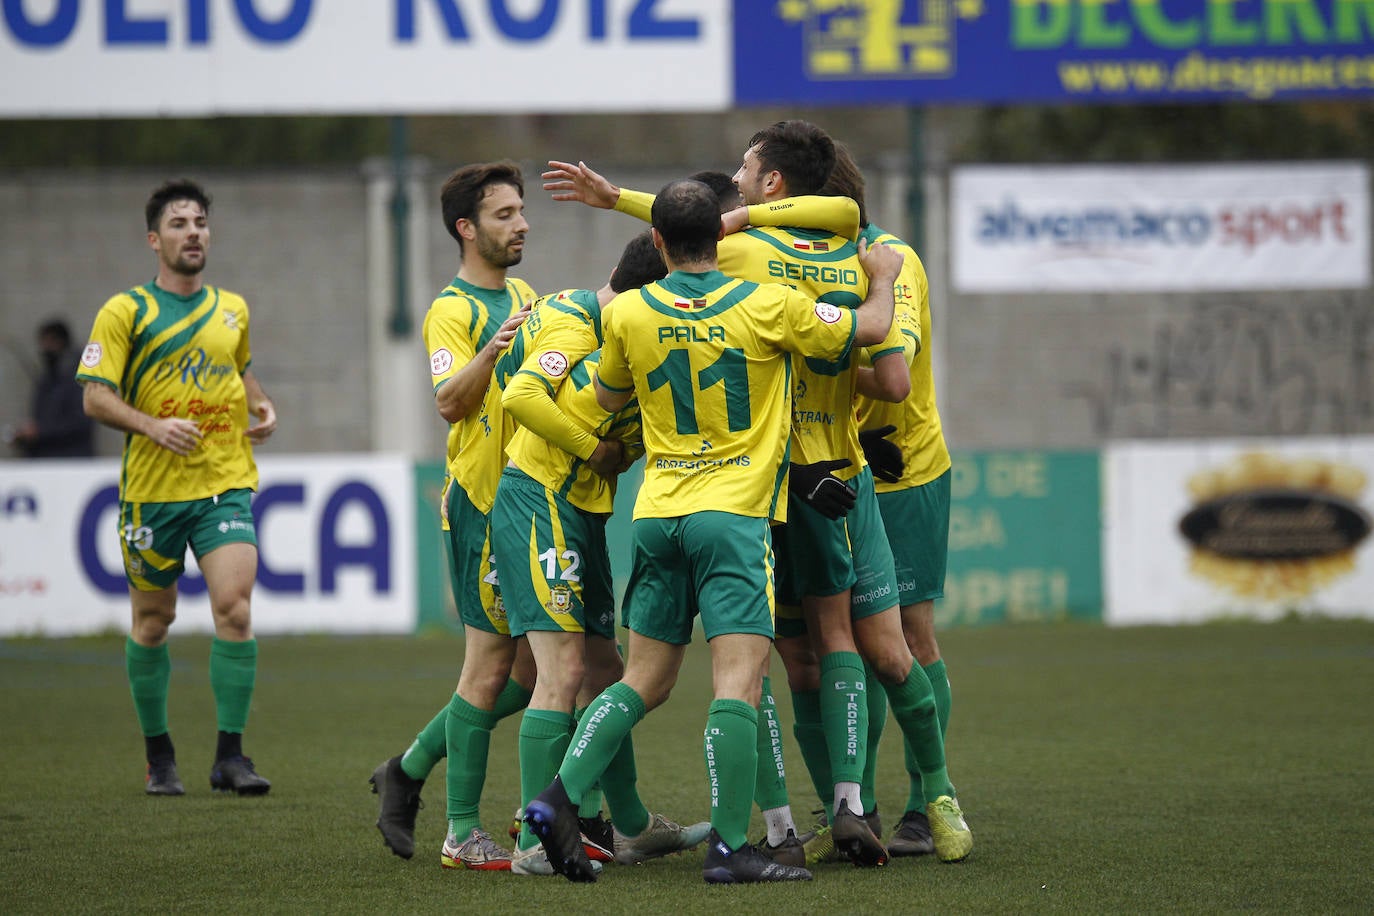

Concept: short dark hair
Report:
left=687, top=170, right=743, bottom=213
left=747, top=120, right=836, bottom=197
left=145, top=179, right=211, bottom=231
left=650, top=180, right=721, bottom=265
left=38, top=318, right=71, bottom=347
left=440, top=160, right=524, bottom=246
left=820, top=141, right=869, bottom=229
left=609, top=230, right=667, bottom=293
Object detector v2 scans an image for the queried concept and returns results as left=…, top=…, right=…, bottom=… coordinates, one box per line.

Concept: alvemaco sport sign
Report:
left=952, top=162, right=1370, bottom=293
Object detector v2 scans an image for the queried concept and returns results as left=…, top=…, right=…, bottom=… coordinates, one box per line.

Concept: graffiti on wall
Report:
left=1066, top=294, right=1374, bottom=438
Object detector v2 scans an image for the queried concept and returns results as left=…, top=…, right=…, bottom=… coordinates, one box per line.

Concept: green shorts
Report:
left=443, top=476, right=506, bottom=634
left=847, top=468, right=900, bottom=618
left=119, top=489, right=256, bottom=591
left=490, top=467, right=615, bottom=639
left=878, top=469, right=951, bottom=605
left=773, top=497, right=856, bottom=604
left=623, top=512, right=775, bottom=644
left=775, top=467, right=898, bottom=620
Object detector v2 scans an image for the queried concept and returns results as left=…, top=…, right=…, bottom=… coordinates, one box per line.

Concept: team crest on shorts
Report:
left=490, top=592, right=507, bottom=622
left=127, top=556, right=144, bottom=576
left=547, top=585, right=572, bottom=614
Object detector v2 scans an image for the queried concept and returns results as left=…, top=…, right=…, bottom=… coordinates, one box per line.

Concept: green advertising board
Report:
left=414, top=461, right=459, bottom=634
left=414, top=451, right=1105, bottom=633
left=939, top=451, right=1103, bottom=626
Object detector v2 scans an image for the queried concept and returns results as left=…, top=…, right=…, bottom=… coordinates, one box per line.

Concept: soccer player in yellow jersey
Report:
left=827, top=145, right=961, bottom=859
left=523, top=178, right=903, bottom=884
left=79, top=179, right=277, bottom=798
left=370, top=162, right=537, bottom=870
left=491, top=232, right=710, bottom=875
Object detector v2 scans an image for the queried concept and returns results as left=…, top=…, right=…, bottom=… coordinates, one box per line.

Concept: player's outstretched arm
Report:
left=543, top=160, right=620, bottom=209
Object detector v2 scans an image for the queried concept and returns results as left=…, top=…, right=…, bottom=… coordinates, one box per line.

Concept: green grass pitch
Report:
left=3, top=619, right=1372, bottom=914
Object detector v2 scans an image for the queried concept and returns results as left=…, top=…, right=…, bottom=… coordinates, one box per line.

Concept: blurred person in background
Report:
left=78, top=178, right=278, bottom=798
left=6, top=318, right=94, bottom=458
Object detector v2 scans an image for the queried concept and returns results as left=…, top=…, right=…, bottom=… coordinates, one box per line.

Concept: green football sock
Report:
left=885, top=660, right=952, bottom=805
left=861, top=660, right=887, bottom=813
left=790, top=688, right=832, bottom=820
left=704, top=698, right=758, bottom=851
left=517, top=709, right=574, bottom=850
left=125, top=637, right=171, bottom=739
left=905, top=658, right=953, bottom=812
left=754, top=676, right=790, bottom=811
left=571, top=705, right=605, bottom=819
left=925, top=658, right=951, bottom=737
left=401, top=707, right=448, bottom=781
left=559, top=683, right=645, bottom=805
left=445, top=692, right=498, bottom=835
left=819, top=651, right=868, bottom=787
left=208, top=637, right=257, bottom=734
left=600, top=728, right=649, bottom=838
left=493, top=677, right=534, bottom=721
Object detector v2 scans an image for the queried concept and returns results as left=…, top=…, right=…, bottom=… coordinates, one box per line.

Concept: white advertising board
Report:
left=0, top=1, right=729, bottom=115
left=0, top=453, right=416, bottom=636
left=952, top=163, right=1370, bottom=292
left=1105, top=437, right=1374, bottom=625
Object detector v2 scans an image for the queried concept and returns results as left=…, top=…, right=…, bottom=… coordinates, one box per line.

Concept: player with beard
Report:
left=79, top=179, right=278, bottom=798
left=370, top=161, right=538, bottom=871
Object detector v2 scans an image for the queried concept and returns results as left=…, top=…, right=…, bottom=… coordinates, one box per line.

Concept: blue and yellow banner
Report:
left=735, top=1, right=1374, bottom=105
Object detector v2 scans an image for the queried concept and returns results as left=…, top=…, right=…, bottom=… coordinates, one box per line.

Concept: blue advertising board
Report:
left=734, top=1, right=1374, bottom=105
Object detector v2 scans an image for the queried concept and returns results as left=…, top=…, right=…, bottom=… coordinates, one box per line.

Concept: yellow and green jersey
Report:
left=505, top=346, right=642, bottom=516
left=422, top=275, right=536, bottom=514
left=77, top=283, right=257, bottom=503
left=614, top=190, right=859, bottom=241
left=499, top=288, right=636, bottom=515
left=597, top=269, right=857, bottom=523
left=853, top=225, right=950, bottom=490
left=716, top=226, right=903, bottom=477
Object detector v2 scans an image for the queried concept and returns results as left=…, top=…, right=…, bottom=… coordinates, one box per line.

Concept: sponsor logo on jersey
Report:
left=815, top=302, right=843, bottom=324
left=81, top=342, right=103, bottom=368
left=538, top=350, right=569, bottom=377
left=222, top=310, right=239, bottom=330
left=430, top=348, right=454, bottom=375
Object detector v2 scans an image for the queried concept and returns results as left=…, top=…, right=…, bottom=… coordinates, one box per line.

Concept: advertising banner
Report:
left=736, top=1, right=1374, bottom=106
left=0, top=454, right=416, bottom=636
left=1105, top=438, right=1374, bottom=625
left=951, top=163, right=1370, bottom=293
left=1, top=1, right=730, bottom=116
left=939, top=450, right=1103, bottom=626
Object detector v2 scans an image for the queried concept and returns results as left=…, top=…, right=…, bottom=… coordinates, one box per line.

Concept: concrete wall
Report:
left=3, top=163, right=1371, bottom=463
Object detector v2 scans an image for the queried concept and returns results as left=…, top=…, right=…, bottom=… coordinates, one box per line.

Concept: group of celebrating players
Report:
left=368, top=118, right=972, bottom=884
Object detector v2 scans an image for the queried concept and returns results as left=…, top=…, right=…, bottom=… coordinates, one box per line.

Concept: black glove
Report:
left=859, top=425, right=904, bottom=484
left=789, top=459, right=856, bottom=520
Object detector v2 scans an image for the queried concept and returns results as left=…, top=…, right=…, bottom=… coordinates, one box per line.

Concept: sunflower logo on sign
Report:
left=1179, top=452, right=1372, bottom=601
